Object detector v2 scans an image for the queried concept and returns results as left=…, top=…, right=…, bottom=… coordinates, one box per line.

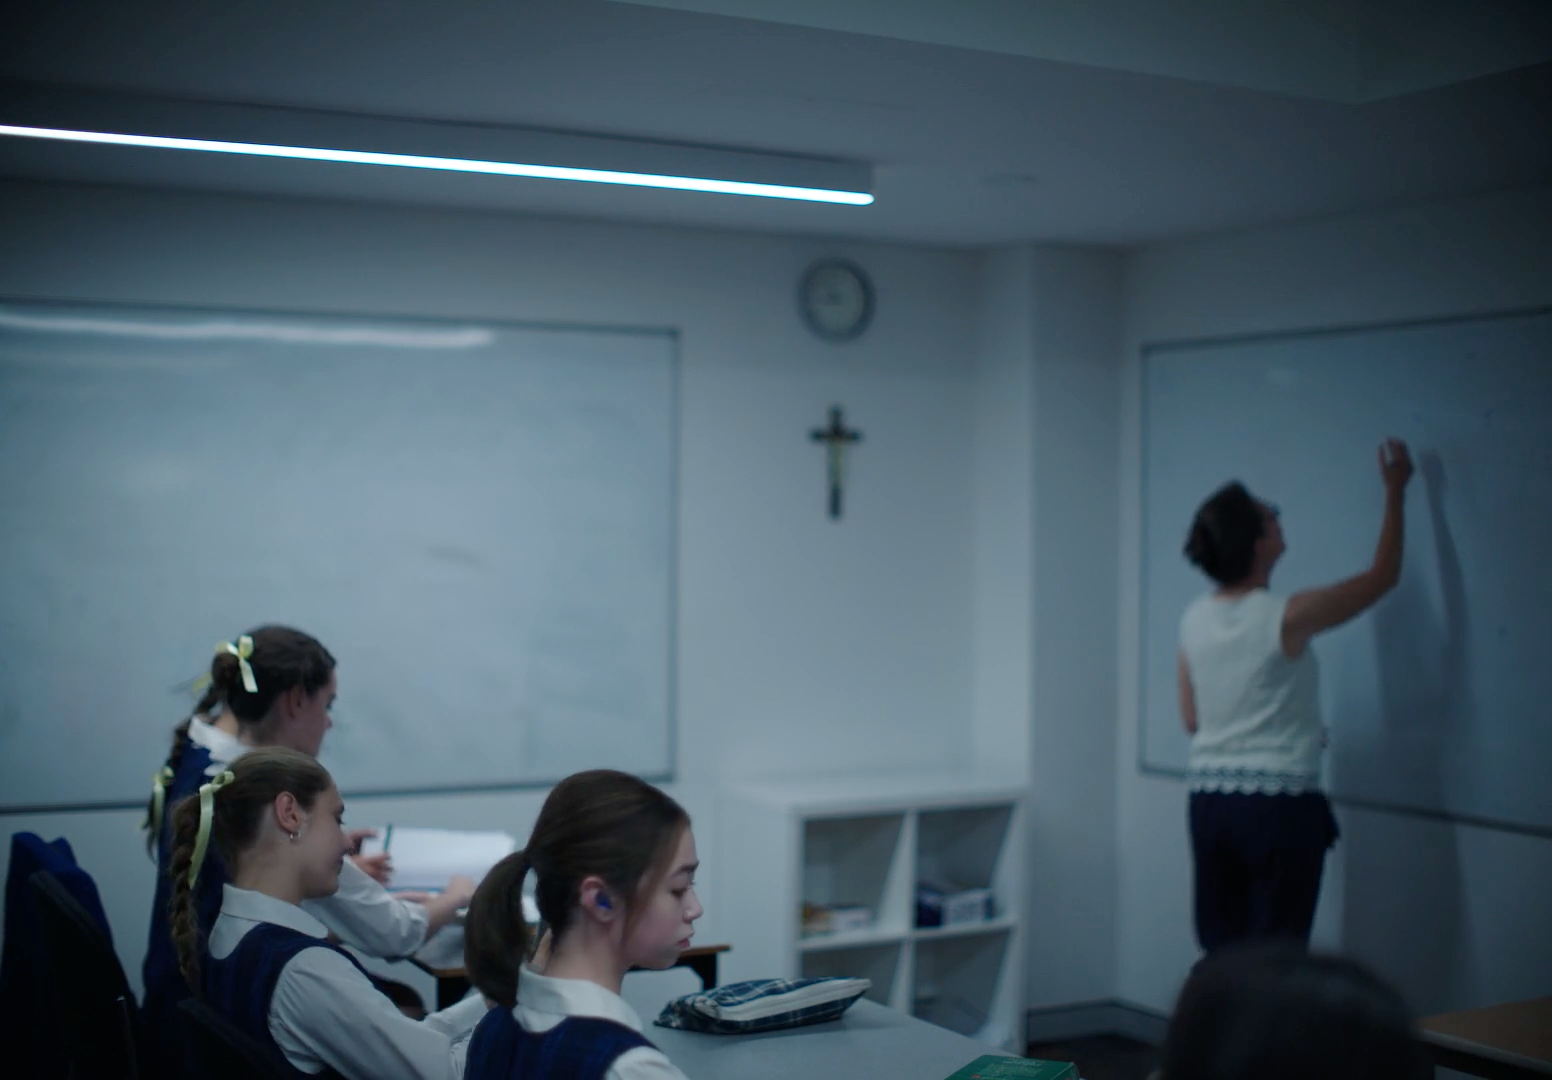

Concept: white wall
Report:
left=971, top=248, right=1035, bottom=780
left=1027, top=248, right=1125, bottom=1007
left=971, top=245, right=1125, bottom=1012
left=0, top=178, right=991, bottom=998
left=1116, top=183, right=1552, bottom=1017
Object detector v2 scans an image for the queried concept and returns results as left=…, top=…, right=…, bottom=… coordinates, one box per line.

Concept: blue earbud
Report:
left=597, top=893, right=612, bottom=910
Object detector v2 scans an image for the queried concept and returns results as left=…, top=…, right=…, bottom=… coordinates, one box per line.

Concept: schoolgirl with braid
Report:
left=141, top=626, right=476, bottom=1076
left=167, top=747, right=486, bottom=1078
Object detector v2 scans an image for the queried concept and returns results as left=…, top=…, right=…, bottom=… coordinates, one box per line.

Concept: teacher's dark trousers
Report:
left=1189, top=790, right=1339, bottom=953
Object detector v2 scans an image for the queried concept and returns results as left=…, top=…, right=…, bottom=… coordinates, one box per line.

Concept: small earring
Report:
left=289, top=831, right=300, bottom=842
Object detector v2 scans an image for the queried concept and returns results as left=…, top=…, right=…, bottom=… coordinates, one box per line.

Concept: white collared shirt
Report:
left=187, top=716, right=430, bottom=956
left=209, top=885, right=486, bottom=1079
left=511, top=966, right=689, bottom=1080
left=185, top=713, right=247, bottom=776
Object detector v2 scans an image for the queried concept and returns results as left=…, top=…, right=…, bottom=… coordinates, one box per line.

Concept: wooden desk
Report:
left=652, top=998, right=1016, bottom=1080
left=411, top=943, right=731, bottom=1011
left=1418, top=996, right=1552, bottom=1079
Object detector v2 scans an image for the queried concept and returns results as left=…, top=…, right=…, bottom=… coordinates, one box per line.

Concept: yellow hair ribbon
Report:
left=143, top=766, right=175, bottom=836
left=218, top=635, right=258, bottom=695
left=188, top=769, right=236, bottom=888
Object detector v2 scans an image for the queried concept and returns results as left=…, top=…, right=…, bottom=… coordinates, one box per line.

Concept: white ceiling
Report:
left=2, top=0, right=1548, bottom=247
left=619, top=0, right=1552, bottom=101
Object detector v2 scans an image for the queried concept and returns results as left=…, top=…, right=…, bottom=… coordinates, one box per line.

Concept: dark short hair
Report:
left=1159, top=945, right=1430, bottom=1080
left=1184, top=482, right=1265, bottom=585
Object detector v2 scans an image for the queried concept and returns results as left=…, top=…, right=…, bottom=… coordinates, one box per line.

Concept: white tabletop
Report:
left=413, top=923, right=467, bottom=970
left=650, top=999, right=1015, bottom=1080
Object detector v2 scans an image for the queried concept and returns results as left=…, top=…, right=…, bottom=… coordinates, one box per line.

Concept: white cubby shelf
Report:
left=716, top=772, right=1025, bottom=1051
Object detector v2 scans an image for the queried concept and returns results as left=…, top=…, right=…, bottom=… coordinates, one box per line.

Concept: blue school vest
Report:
left=141, top=735, right=227, bottom=1078
left=205, top=922, right=369, bottom=1079
left=464, top=1005, right=654, bottom=1080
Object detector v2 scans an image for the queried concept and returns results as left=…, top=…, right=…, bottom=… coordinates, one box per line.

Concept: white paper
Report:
left=359, top=826, right=518, bottom=892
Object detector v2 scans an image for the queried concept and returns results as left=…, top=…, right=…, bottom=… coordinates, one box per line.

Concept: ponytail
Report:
left=143, top=683, right=223, bottom=854
left=167, top=789, right=209, bottom=991
left=465, top=852, right=532, bottom=1009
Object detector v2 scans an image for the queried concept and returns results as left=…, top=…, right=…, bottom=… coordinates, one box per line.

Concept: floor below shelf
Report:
left=1024, top=1035, right=1160, bottom=1080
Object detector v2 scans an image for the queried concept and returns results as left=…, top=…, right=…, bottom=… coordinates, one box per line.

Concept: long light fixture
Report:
left=0, top=305, right=495, bottom=349
left=0, top=122, right=875, bottom=205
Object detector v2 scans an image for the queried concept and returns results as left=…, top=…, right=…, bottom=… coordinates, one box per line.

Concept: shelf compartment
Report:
left=912, top=927, right=1012, bottom=1038
left=800, top=812, right=908, bottom=938
left=800, top=941, right=904, bottom=1007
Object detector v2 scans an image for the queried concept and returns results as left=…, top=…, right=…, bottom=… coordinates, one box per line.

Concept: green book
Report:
left=942, top=1055, right=1079, bottom=1080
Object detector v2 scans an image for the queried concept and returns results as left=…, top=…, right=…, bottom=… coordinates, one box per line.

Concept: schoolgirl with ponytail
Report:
left=461, top=769, right=703, bottom=1080
left=167, top=747, right=486, bottom=1079
left=141, top=626, right=476, bottom=1076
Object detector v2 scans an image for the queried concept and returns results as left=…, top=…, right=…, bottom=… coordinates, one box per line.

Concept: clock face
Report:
left=800, top=260, right=873, bottom=342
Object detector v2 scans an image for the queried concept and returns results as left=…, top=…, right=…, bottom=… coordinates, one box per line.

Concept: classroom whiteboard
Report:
left=1139, top=309, right=1552, bottom=836
left=0, top=300, right=677, bottom=811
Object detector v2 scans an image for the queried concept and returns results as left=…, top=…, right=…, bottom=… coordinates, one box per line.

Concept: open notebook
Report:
left=359, top=826, right=518, bottom=893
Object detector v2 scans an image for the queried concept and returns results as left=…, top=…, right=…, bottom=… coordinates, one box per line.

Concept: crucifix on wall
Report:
left=809, top=405, right=862, bottom=520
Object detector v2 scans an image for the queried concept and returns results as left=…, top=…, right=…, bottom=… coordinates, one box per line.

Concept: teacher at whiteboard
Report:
left=1176, top=437, right=1414, bottom=953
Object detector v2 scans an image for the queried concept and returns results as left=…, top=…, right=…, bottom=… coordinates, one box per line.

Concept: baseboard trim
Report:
left=1025, top=999, right=1170, bottom=1047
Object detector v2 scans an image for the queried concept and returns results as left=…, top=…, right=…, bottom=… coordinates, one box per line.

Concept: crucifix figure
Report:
left=809, top=405, right=863, bottom=520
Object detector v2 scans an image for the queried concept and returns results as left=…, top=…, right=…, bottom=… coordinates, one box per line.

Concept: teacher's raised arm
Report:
left=1282, top=439, right=1414, bottom=655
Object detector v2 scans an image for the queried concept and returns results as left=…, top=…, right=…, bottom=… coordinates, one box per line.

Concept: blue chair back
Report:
left=30, top=868, right=142, bottom=1080
left=1, top=837, right=135, bottom=1080
left=178, top=997, right=294, bottom=1080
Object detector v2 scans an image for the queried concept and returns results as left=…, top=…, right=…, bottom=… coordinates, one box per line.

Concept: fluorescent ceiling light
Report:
left=0, top=308, right=495, bottom=348
left=0, top=123, right=875, bottom=205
